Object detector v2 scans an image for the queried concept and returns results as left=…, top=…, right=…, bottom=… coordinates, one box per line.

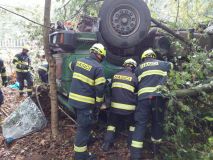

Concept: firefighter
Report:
left=38, top=55, right=48, bottom=83
left=12, top=46, right=33, bottom=96
left=102, top=58, right=138, bottom=151
left=68, top=43, right=106, bottom=160
left=130, top=49, right=173, bottom=160
left=0, top=58, right=8, bottom=106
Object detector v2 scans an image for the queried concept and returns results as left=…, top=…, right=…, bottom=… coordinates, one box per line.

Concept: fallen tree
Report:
left=174, top=81, right=213, bottom=98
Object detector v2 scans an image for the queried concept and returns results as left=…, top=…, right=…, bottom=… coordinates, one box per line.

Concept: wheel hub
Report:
left=111, top=5, right=139, bottom=36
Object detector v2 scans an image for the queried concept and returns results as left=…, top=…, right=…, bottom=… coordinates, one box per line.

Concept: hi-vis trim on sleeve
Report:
left=112, top=82, right=135, bottom=92
left=138, top=85, right=162, bottom=96
left=15, top=61, right=29, bottom=65
left=73, top=72, right=94, bottom=86
left=131, top=140, right=143, bottom=148
left=38, top=66, right=48, bottom=72
left=15, top=69, right=29, bottom=72
left=107, top=125, right=116, bottom=132
left=129, top=126, right=135, bottom=132
left=95, top=77, right=106, bottom=85
left=138, top=70, right=167, bottom=81
left=74, top=145, right=87, bottom=152
left=111, top=102, right=136, bottom=111
left=69, top=93, right=95, bottom=104
left=96, top=96, right=104, bottom=102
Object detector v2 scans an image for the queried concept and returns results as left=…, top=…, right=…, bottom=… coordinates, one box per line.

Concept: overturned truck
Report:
left=49, top=0, right=213, bottom=116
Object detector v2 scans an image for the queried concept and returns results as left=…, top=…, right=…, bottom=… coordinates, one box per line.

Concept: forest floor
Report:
left=0, top=87, right=148, bottom=160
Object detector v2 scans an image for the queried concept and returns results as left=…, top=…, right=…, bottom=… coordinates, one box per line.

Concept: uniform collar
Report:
left=89, top=54, right=100, bottom=63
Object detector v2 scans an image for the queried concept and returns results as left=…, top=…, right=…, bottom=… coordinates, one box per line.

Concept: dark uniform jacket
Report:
left=12, top=53, right=31, bottom=72
left=0, top=58, right=7, bottom=85
left=69, top=55, right=106, bottom=109
left=38, top=62, right=48, bottom=83
left=135, top=58, right=173, bottom=101
left=111, top=69, right=138, bottom=115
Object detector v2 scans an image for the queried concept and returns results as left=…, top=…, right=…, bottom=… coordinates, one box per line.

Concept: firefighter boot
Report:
left=152, top=143, right=160, bottom=157
left=87, top=153, right=97, bottom=160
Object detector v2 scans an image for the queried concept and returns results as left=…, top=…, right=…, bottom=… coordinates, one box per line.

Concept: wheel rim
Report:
left=110, top=4, right=140, bottom=36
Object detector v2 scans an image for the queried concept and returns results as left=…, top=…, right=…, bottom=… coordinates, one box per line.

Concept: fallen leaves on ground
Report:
left=0, top=87, right=134, bottom=160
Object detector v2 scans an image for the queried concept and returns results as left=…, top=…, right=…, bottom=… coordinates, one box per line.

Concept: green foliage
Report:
left=148, top=0, right=213, bottom=28
left=53, top=0, right=102, bottom=22
left=162, top=44, right=213, bottom=159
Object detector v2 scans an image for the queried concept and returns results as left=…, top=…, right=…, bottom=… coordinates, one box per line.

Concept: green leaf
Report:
left=204, top=116, right=213, bottom=122
left=208, top=137, right=213, bottom=144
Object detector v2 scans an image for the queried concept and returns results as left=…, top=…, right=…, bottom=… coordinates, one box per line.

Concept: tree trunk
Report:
left=174, top=82, right=213, bottom=98
left=43, top=0, right=59, bottom=138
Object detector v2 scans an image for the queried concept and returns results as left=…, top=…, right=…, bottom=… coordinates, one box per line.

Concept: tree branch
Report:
left=174, top=82, right=213, bottom=98
left=0, top=5, right=50, bottom=28
left=151, top=17, right=191, bottom=46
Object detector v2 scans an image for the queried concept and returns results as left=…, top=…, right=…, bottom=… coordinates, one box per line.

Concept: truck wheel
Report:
left=99, top=0, right=151, bottom=49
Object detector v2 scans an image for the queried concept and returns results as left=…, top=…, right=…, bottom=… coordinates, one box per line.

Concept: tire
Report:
left=99, top=0, right=151, bottom=49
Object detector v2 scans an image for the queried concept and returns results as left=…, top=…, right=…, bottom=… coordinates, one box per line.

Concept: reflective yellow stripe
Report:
left=69, top=93, right=95, bottom=104
left=16, top=69, right=29, bottom=72
left=129, top=126, right=135, bottom=132
left=74, top=145, right=87, bottom=152
left=15, top=61, right=29, bottom=65
left=151, top=137, right=162, bottom=143
left=73, top=72, right=94, bottom=86
left=96, top=96, right=104, bottom=102
left=107, top=125, right=116, bottom=132
left=20, top=89, right=32, bottom=92
left=111, top=102, right=136, bottom=111
left=138, top=85, right=162, bottom=96
left=39, top=66, right=48, bottom=71
left=112, top=82, right=134, bottom=92
left=95, top=77, right=106, bottom=85
left=1, top=73, right=6, bottom=77
left=131, top=140, right=143, bottom=148
left=25, top=89, right=32, bottom=92
left=138, top=70, right=167, bottom=81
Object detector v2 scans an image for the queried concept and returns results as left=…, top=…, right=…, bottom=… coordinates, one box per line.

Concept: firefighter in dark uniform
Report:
left=68, top=43, right=106, bottom=160
left=102, top=58, right=138, bottom=151
left=38, top=55, right=48, bottom=83
left=0, top=58, right=8, bottom=106
left=130, top=49, right=173, bottom=160
left=12, top=46, right=33, bottom=96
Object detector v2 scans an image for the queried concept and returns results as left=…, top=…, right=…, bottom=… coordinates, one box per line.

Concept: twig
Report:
left=59, top=0, right=72, bottom=9
left=175, top=0, right=180, bottom=24
left=0, top=6, right=50, bottom=28
left=58, top=105, right=77, bottom=125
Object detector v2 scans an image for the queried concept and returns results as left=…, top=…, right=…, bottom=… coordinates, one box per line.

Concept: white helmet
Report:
left=123, top=58, right=137, bottom=68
